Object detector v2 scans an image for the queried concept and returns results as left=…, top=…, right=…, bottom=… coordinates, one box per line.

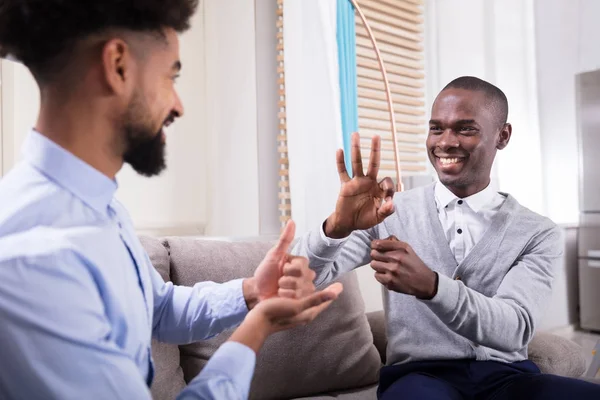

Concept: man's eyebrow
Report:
left=172, top=60, right=182, bottom=72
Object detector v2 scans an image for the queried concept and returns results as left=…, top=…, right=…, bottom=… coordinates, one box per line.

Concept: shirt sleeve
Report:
left=177, top=342, right=256, bottom=400
left=0, top=250, right=153, bottom=400
left=150, top=264, right=249, bottom=344
left=291, top=221, right=376, bottom=287
left=421, top=225, right=563, bottom=352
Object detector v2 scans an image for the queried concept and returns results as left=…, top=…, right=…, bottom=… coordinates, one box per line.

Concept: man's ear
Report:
left=101, top=38, right=134, bottom=96
left=497, top=123, right=512, bottom=150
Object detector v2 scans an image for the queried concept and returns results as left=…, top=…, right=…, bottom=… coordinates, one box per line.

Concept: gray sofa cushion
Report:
left=139, top=236, right=187, bottom=400
left=528, top=331, right=587, bottom=377
left=166, top=237, right=382, bottom=400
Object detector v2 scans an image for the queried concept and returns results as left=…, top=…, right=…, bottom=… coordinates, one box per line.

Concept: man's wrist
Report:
left=324, top=215, right=351, bottom=239
left=242, top=278, right=259, bottom=310
left=229, top=311, right=271, bottom=354
left=417, top=271, right=439, bottom=300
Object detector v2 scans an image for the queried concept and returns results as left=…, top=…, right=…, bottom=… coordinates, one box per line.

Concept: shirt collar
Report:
left=22, top=130, right=118, bottom=214
left=434, top=181, right=497, bottom=213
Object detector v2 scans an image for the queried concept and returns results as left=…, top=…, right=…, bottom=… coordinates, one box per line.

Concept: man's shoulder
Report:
left=506, top=194, right=559, bottom=233
left=0, top=162, right=103, bottom=236
left=503, top=195, right=563, bottom=253
left=0, top=225, right=112, bottom=265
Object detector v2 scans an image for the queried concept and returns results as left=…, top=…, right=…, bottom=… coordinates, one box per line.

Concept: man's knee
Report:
left=497, top=373, right=600, bottom=400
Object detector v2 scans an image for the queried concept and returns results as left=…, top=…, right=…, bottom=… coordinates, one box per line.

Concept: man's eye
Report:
left=172, top=74, right=180, bottom=82
left=429, top=126, right=442, bottom=132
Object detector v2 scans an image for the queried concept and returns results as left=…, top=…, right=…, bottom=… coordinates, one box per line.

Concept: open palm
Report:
left=326, top=133, right=396, bottom=238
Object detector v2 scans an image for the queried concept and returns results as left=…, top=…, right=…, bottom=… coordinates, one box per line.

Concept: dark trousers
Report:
left=378, top=359, right=600, bottom=400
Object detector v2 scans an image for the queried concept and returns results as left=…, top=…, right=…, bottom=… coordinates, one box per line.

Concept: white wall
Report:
left=255, top=0, right=281, bottom=236
left=202, top=0, right=261, bottom=237
left=117, top=7, right=208, bottom=236
left=1, top=61, right=39, bottom=173
left=535, top=0, right=600, bottom=225
left=427, top=0, right=544, bottom=215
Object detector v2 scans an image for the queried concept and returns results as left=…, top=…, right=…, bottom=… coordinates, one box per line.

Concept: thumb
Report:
left=377, top=198, right=395, bottom=221
left=299, top=285, right=342, bottom=311
left=274, top=220, right=296, bottom=254
left=321, top=282, right=344, bottom=297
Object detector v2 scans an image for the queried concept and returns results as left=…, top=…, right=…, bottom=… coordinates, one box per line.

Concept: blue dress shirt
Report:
left=0, top=131, right=256, bottom=399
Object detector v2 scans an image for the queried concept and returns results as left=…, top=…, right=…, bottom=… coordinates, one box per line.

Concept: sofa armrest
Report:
left=366, top=310, right=387, bottom=364
left=528, top=332, right=587, bottom=378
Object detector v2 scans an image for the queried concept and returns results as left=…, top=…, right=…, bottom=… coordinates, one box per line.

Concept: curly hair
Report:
left=0, top=0, right=199, bottom=83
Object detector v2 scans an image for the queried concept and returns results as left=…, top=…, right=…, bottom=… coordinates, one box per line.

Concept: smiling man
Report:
left=293, top=76, right=600, bottom=399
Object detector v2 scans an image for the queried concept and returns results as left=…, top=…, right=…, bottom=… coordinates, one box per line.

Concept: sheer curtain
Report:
left=283, top=0, right=344, bottom=235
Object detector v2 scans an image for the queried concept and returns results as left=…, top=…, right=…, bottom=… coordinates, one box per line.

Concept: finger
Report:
left=370, top=260, right=395, bottom=274
left=278, top=276, right=298, bottom=290
left=298, top=288, right=339, bottom=311
left=282, top=261, right=304, bottom=278
left=282, top=283, right=344, bottom=326
left=366, top=135, right=381, bottom=180
left=274, top=219, right=296, bottom=254
left=371, top=238, right=408, bottom=252
left=278, top=288, right=297, bottom=299
left=374, top=272, right=391, bottom=287
left=288, top=300, right=334, bottom=326
left=377, top=199, right=395, bottom=221
left=320, top=282, right=344, bottom=297
left=379, top=177, right=395, bottom=201
left=350, top=132, right=364, bottom=177
left=370, top=249, right=397, bottom=263
left=336, top=149, right=351, bottom=183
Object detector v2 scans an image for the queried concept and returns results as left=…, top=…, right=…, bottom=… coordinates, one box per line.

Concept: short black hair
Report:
left=0, top=0, right=199, bottom=83
left=442, top=76, right=509, bottom=127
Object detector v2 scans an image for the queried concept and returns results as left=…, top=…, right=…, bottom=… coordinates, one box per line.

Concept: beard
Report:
left=121, top=91, right=167, bottom=177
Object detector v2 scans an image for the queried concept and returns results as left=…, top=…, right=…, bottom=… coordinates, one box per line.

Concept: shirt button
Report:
left=457, top=228, right=463, bottom=234
left=458, top=200, right=463, bottom=205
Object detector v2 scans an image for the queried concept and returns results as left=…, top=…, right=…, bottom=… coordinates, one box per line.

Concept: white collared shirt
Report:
left=434, top=181, right=506, bottom=264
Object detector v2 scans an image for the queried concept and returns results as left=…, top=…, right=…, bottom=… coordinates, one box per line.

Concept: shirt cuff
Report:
left=220, top=278, right=249, bottom=318
left=187, top=341, right=256, bottom=398
left=421, top=273, right=460, bottom=316
left=318, top=220, right=350, bottom=246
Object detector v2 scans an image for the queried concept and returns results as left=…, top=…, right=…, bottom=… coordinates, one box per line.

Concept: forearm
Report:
left=153, top=279, right=248, bottom=344
left=292, top=224, right=374, bottom=287
left=228, top=313, right=271, bottom=354
left=178, top=342, right=256, bottom=400
left=423, top=274, right=543, bottom=352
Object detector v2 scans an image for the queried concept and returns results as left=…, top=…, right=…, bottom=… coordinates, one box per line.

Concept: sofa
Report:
left=140, top=235, right=588, bottom=400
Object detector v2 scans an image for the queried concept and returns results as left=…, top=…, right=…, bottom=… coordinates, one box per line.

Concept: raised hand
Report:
left=248, top=220, right=316, bottom=308
left=324, top=133, right=396, bottom=239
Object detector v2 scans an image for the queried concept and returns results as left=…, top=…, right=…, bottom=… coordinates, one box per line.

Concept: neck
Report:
left=35, top=89, right=123, bottom=179
left=445, top=178, right=491, bottom=198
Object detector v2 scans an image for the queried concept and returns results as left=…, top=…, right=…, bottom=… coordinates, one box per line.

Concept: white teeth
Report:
left=439, top=157, right=461, bottom=165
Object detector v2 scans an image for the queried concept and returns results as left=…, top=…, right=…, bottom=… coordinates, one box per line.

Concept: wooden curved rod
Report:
left=349, top=0, right=404, bottom=192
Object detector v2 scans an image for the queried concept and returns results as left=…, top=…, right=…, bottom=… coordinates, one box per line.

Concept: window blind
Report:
left=355, top=0, right=427, bottom=176
left=276, top=0, right=291, bottom=226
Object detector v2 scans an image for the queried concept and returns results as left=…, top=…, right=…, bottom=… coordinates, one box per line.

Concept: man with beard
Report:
left=0, top=1, right=342, bottom=399
left=293, top=76, right=600, bottom=399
